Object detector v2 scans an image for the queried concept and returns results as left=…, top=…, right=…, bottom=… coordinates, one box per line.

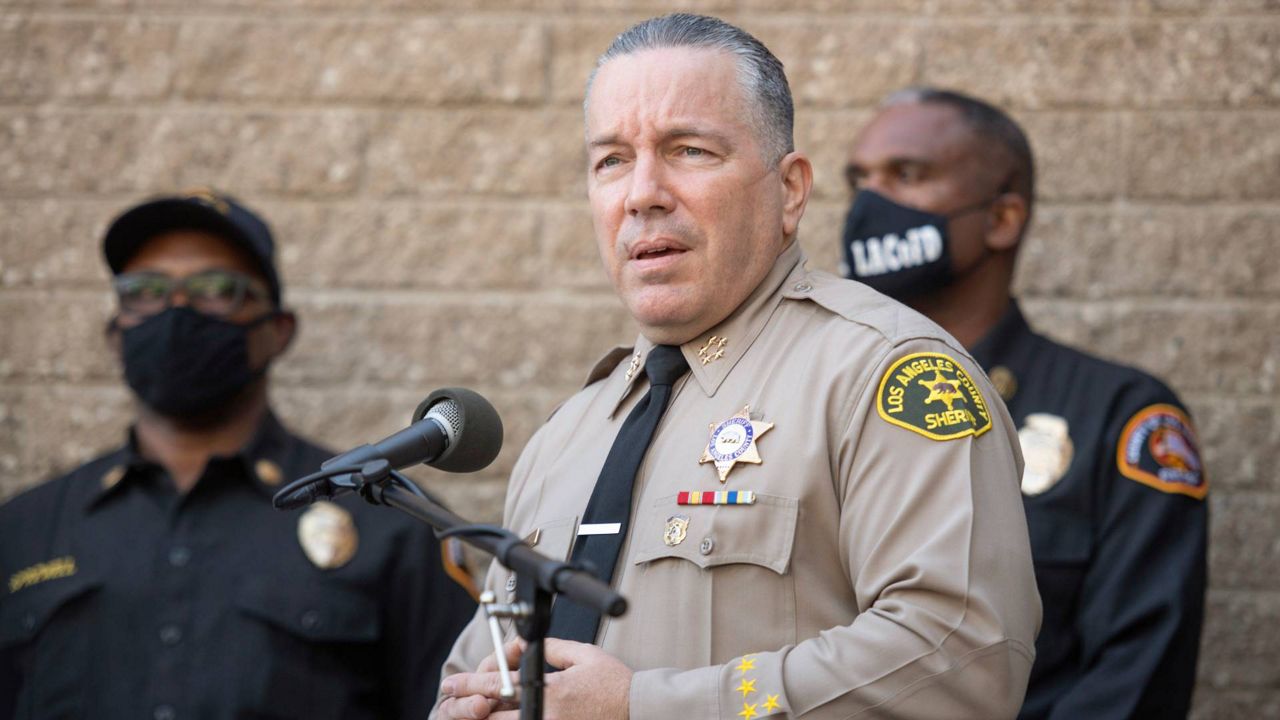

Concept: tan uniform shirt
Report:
left=437, top=243, right=1041, bottom=719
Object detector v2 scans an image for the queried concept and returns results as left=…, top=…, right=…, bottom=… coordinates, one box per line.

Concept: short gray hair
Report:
left=585, top=13, right=795, bottom=164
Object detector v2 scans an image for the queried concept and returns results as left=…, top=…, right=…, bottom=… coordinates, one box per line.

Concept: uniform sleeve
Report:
left=382, top=517, right=479, bottom=718
left=630, top=340, right=1041, bottom=719
left=1046, top=389, right=1207, bottom=719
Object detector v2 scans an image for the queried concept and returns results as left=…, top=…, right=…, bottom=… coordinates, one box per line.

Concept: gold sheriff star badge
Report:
left=700, top=406, right=773, bottom=483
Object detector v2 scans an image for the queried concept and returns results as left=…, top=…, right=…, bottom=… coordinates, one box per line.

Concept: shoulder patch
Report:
left=1117, top=404, right=1207, bottom=499
left=876, top=352, right=993, bottom=441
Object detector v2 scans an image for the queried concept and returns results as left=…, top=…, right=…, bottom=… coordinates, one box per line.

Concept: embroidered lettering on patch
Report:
left=1117, top=404, right=1207, bottom=499
left=8, top=556, right=77, bottom=593
left=876, top=352, right=992, bottom=441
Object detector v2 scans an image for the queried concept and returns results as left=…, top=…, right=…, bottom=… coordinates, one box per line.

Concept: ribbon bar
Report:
left=676, top=490, right=756, bottom=506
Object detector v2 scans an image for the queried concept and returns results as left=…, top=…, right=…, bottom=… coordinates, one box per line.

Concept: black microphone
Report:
left=273, top=387, right=503, bottom=510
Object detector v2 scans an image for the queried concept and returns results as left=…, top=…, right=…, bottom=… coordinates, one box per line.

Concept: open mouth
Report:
left=636, top=246, right=684, bottom=260
left=629, top=238, right=690, bottom=262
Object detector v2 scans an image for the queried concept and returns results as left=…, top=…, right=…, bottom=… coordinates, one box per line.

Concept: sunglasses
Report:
left=113, top=269, right=271, bottom=318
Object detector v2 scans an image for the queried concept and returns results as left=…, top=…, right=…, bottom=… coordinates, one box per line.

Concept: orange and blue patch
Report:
left=1117, top=404, right=1207, bottom=500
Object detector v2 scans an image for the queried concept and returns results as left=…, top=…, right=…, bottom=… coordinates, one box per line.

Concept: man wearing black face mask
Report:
left=0, top=190, right=476, bottom=720
left=843, top=89, right=1208, bottom=719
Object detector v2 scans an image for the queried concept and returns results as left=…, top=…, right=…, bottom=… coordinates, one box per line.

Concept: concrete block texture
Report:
left=0, top=3, right=1276, bottom=714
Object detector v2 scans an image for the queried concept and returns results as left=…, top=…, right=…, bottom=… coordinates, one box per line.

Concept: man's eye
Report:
left=190, top=275, right=237, bottom=300
left=682, top=147, right=705, bottom=157
left=896, top=166, right=923, bottom=183
left=597, top=156, right=622, bottom=169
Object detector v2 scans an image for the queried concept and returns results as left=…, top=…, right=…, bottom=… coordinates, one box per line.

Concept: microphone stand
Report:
left=313, top=462, right=626, bottom=720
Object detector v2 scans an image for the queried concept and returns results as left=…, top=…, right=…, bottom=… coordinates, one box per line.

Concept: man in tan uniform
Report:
left=435, top=13, right=1040, bottom=720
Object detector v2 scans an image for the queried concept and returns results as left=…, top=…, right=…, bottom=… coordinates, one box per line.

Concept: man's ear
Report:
left=986, top=192, right=1029, bottom=253
left=104, top=317, right=122, bottom=355
left=267, top=310, right=298, bottom=359
left=779, top=151, right=814, bottom=244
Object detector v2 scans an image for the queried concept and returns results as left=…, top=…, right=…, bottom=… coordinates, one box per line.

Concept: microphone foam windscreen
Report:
left=414, top=388, right=504, bottom=473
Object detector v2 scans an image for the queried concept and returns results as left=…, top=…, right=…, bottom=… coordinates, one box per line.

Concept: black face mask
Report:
left=120, top=306, right=274, bottom=418
left=840, top=189, right=991, bottom=302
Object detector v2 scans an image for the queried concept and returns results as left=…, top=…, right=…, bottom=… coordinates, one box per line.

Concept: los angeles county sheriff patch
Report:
left=876, top=352, right=992, bottom=441
left=1117, top=404, right=1207, bottom=499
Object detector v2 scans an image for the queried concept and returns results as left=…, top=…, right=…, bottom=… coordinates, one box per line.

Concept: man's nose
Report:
left=624, top=155, right=676, bottom=217
left=168, top=286, right=192, bottom=309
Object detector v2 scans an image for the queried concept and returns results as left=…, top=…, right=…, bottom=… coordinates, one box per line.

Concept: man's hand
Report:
left=437, top=640, right=523, bottom=720
left=438, top=639, right=633, bottom=720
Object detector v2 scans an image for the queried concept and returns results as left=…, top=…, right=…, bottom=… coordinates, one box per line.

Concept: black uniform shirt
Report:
left=972, top=302, right=1208, bottom=720
left=0, top=413, right=476, bottom=720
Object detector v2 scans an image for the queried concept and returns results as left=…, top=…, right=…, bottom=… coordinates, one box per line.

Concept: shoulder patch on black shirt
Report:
left=1117, top=404, right=1207, bottom=500
left=877, top=352, right=992, bottom=441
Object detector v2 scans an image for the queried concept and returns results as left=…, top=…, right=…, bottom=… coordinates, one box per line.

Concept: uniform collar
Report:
left=86, top=411, right=297, bottom=510
left=970, top=298, right=1033, bottom=372
left=599, top=241, right=806, bottom=418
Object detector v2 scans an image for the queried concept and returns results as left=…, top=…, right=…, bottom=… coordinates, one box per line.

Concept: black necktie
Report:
left=546, top=344, right=690, bottom=644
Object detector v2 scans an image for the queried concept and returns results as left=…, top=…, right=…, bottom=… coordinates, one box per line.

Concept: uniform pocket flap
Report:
left=0, top=571, right=102, bottom=647
left=235, top=576, right=380, bottom=644
left=632, top=493, right=798, bottom=575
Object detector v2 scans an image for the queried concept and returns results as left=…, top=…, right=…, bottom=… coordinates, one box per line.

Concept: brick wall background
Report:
left=1, top=0, right=1277, bottom=715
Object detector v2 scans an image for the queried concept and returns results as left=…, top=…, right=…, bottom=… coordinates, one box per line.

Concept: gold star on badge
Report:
left=700, top=407, right=774, bottom=483
left=918, top=370, right=964, bottom=411
left=734, top=656, right=758, bottom=674
left=697, top=335, right=728, bottom=366
left=735, top=678, right=757, bottom=698
left=762, top=694, right=780, bottom=713
left=738, top=702, right=759, bottom=720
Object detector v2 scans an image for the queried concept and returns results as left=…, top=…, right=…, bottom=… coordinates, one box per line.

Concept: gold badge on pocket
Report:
left=664, top=515, right=690, bottom=547
left=298, top=501, right=359, bottom=570
left=1018, top=414, right=1074, bottom=496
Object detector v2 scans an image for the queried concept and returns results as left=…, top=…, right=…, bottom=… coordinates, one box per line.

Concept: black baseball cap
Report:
left=103, top=189, right=282, bottom=306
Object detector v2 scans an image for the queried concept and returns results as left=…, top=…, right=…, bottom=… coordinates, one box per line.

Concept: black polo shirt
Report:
left=972, top=302, right=1208, bottom=720
left=0, top=413, right=476, bottom=720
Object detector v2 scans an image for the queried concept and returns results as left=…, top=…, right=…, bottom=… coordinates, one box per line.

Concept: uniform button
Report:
left=300, top=610, right=322, bottom=630
left=168, top=547, right=191, bottom=567
left=792, top=281, right=813, bottom=293
left=153, top=704, right=176, bottom=720
left=699, top=536, right=715, bottom=555
left=159, top=625, right=183, bottom=645
left=21, top=613, right=36, bottom=632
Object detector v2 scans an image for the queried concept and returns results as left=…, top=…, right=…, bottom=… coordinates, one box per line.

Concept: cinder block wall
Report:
left=1, top=1, right=1276, bottom=715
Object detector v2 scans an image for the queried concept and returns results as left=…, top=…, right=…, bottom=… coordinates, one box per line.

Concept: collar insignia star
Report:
left=623, top=352, right=641, bottom=383
left=701, top=406, right=773, bottom=483
left=738, top=702, right=759, bottom=720
left=697, top=335, right=728, bottom=366
left=762, top=695, right=780, bottom=713
left=735, top=678, right=757, bottom=698
left=734, top=655, right=757, bottom=674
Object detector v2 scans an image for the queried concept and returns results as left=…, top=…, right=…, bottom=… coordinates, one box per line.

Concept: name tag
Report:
left=576, top=523, right=621, bottom=536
